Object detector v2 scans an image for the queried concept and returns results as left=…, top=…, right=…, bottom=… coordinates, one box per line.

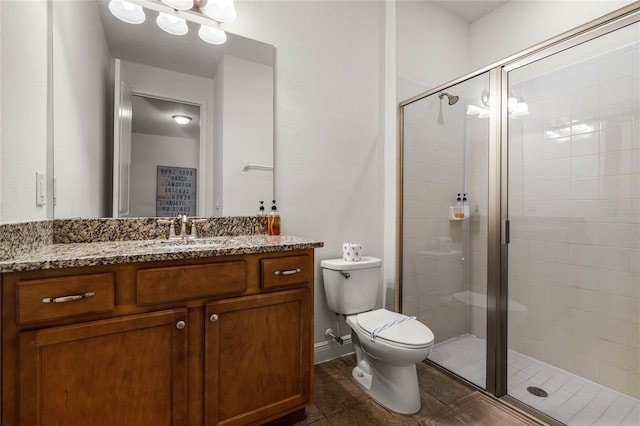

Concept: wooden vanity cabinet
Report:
left=205, top=289, right=310, bottom=426
left=19, top=309, right=189, bottom=426
left=1, top=249, right=315, bottom=426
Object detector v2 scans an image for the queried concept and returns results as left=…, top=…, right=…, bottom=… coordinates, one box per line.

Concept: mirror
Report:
left=52, top=0, right=274, bottom=219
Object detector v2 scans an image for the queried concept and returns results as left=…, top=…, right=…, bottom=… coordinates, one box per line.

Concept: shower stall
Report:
left=399, top=4, right=639, bottom=425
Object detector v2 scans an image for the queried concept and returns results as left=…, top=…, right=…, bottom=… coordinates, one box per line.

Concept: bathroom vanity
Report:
left=0, top=225, right=322, bottom=426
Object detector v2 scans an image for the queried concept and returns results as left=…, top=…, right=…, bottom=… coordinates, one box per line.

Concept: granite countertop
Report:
left=0, top=235, right=324, bottom=273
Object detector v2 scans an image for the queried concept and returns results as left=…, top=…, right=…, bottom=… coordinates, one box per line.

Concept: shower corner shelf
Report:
left=449, top=206, right=470, bottom=221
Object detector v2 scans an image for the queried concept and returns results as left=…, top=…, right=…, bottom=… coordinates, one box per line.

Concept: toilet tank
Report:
left=320, top=256, right=382, bottom=315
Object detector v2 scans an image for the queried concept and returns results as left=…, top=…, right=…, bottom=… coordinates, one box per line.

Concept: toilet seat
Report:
left=355, top=309, right=434, bottom=349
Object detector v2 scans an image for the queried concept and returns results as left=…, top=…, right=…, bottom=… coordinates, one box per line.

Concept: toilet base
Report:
left=351, top=360, right=421, bottom=414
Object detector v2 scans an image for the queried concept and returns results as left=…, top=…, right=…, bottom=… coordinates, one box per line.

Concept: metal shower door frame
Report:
left=397, top=2, right=640, bottom=422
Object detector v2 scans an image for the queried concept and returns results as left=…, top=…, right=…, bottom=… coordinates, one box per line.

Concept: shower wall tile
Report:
left=571, top=132, right=600, bottom=156
left=601, top=125, right=635, bottom=151
left=597, top=315, right=636, bottom=347
left=571, top=177, right=600, bottom=199
left=600, top=150, right=633, bottom=175
left=545, top=137, right=571, bottom=159
left=571, top=154, right=600, bottom=178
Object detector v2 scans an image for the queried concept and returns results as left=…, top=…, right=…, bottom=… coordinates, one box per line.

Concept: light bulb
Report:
left=511, top=101, right=529, bottom=118
left=108, top=0, right=145, bottom=24
left=172, top=115, right=192, bottom=125
left=198, top=25, right=227, bottom=45
left=156, top=13, right=188, bottom=35
left=202, top=0, right=237, bottom=23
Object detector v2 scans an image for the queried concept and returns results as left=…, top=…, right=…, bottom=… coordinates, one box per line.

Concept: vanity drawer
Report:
left=261, top=255, right=311, bottom=289
left=16, top=273, right=115, bottom=325
left=137, top=261, right=247, bottom=305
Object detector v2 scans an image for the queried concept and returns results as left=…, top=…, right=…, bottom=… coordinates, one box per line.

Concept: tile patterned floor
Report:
left=297, top=354, right=536, bottom=426
left=428, top=334, right=640, bottom=426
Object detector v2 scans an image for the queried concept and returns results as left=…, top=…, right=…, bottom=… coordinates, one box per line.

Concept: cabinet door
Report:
left=205, top=289, right=311, bottom=426
left=19, top=309, right=188, bottom=426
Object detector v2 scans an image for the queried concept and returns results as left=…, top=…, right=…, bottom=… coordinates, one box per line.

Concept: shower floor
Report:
left=428, top=334, right=640, bottom=425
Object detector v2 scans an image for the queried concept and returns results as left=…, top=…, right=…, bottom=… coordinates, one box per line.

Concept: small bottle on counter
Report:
left=257, top=200, right=265, bottom=216
left=268, top=200, right=281, bottom=236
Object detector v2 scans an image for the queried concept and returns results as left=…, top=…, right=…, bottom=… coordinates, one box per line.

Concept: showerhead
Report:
left=439, top=92, right=459, bottom=105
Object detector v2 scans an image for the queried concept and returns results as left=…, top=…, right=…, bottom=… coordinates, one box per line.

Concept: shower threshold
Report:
left=428, top=334, right=639, bottom=425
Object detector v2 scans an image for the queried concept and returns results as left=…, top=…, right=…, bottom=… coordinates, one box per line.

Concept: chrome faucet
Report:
left=178, top=214, right=188, bottom=239
left=157, top=215, right=207, bottom=240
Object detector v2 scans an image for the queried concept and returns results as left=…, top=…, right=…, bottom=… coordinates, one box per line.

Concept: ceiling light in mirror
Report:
left=202, top=0, right=237, bottom=23
left=172, top=114, right=193, bottom=125
left=161, top=0, right=194, bottom=10
left=109, top=0, right=146, bottom=24
left=156, top=12, right=188, bottom=35
left=198, top=25, right=227, bottom=45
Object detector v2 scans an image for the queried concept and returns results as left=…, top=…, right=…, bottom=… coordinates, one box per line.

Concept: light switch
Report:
left=36, top=172, right=45, bottom=206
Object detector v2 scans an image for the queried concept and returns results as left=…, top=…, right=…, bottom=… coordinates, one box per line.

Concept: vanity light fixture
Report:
left=160, top=0, right=194, bottom=10
left=108, top=0, right=146, bottom=24
left=108, top=0, right=235, bottom=44
left=466, top=91, right=530, bottom=119
left=156, top=12, right=189, bottom=35
left=172, top=114, right=192, bottom=125
left=198, top=24, right=227, bottom=45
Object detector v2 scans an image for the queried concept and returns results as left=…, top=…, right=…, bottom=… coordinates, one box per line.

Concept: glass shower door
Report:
left=400, top=72, right=491, bottom=389
left=506, top=21, right=640, bottom=425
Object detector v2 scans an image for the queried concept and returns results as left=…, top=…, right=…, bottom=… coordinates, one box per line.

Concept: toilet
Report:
left=321, top=256, right=434, bottom=414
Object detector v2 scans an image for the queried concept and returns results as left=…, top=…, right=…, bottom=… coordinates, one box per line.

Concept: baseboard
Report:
left=313, top=335, right=354, bottom=364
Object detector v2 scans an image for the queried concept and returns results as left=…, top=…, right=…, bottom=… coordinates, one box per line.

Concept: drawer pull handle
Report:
left=275, top=268, right=301, bottom=276
left=176, top=320, right=186, bottom=330
left=209, top=313, right=219, bottom=322
left=42, top=292, right=96, bottom=304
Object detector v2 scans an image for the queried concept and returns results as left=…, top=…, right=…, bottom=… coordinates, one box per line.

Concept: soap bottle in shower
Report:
left=454, top=194, right=465, bottom=218
left=268, top=200, right=281, bottom=236
left=462, top=193, right=470, bottom=218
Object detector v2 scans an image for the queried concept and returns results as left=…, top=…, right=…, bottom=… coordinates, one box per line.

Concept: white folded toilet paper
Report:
left=343, top=242, right=362, bottom=262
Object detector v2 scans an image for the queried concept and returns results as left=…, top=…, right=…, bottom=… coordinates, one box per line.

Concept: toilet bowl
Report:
left=321, top=257, right=435, bottom=414
left=346, top=309, right=434, bottom=414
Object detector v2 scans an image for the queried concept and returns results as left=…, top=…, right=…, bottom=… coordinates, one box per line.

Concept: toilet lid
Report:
left=356, top=309, right=434, bottom=348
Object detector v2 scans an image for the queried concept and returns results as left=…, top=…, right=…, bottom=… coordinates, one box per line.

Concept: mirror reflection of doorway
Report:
left=129, top=95, right=201, bottom=217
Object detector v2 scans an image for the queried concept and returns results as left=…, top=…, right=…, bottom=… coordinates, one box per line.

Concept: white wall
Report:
left=222, top=1, right=387, bottom=358
left=470, top=0, right=635, bottom=70
left=53, top=0, right=112, bottom=219
left=129, top=133, right=199, bottom=217
left=0, top=0, right=49, bottom=224
left=218, top=55, right=273, bottom=216
left=396, top=0, right=471, bottom=100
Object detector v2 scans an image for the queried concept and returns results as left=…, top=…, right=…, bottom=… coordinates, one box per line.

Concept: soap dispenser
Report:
left=257, top=200, right=265, bottom=216
left=268, top=200, right=281, bottom=236
left=454, top=194, right=465, bottom=219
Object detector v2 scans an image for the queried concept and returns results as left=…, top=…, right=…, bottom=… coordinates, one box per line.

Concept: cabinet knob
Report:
left=176, top=320, right=186, bottom=330
left=209, top=313, right=219, bottom=322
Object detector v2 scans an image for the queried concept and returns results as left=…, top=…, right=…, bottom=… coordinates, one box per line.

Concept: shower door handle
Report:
left=502, top=220, right=510, bottom=245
